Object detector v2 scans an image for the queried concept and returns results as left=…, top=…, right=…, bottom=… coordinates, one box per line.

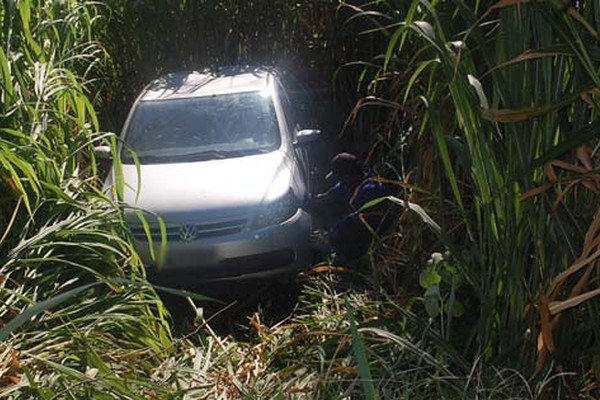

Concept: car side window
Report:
left=277, top=82, right=312, bottom=194
left=277, top=83, right=297, bottom=137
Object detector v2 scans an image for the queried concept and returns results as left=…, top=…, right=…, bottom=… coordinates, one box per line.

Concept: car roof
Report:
left=140, top=70, right=274, bottom=101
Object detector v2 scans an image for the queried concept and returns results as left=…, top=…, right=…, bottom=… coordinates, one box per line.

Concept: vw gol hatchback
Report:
left=106, top=70, right=319, bottom=283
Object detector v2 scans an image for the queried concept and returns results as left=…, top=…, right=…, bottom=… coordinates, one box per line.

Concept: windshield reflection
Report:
left=122, top=91, right=281, bottom=164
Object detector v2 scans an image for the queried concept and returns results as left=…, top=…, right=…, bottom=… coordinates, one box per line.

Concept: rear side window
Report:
left=276, top=84, right=297, bottom=136
left=122, top=91, right=281, bottom=164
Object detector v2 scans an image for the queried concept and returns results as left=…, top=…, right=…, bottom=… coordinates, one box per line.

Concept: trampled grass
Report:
left=90, top=273, right=545, bottom=399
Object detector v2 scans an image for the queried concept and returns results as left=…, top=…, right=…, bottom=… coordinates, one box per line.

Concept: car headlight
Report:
left=253, top=189, right=299, bottom=229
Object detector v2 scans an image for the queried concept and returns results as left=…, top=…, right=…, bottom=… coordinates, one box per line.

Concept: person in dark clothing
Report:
left=306, top=153, right=393, bottom=262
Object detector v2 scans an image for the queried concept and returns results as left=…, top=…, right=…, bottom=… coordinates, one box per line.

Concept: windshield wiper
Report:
left=131, top=149, right=267, bottom=164
left=124, top=154, right=172, bottom=164
left=254, top=147, right=275, bottom=154
left=178, top=150, right=232, bottom=161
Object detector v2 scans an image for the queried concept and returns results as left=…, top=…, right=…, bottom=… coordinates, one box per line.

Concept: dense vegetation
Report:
left=1, top=0, right=598, bottom=398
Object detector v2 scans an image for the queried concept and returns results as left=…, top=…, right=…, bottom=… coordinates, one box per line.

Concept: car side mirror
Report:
left=294, top=129, right=321, bottom=146
left=94, top=145, right=112, bottom=160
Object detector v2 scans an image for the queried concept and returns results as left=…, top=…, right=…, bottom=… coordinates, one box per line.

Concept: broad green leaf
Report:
left=419, top=267, right=442, bottom=289
left=0, top=282, right=100, bottom=341
left=424, top=285, right=441, bottom=318
left=444, top=300, right=465, bottom=318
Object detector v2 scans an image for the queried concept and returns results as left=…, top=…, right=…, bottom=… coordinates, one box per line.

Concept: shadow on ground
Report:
left=160, top=277, right=302, bottom=338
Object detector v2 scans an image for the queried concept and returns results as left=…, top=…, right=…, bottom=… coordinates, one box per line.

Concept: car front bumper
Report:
left=136, top=209, right=311, bottom=285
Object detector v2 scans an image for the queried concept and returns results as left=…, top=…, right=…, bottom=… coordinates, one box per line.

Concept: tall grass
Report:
left=0, top=1, right=175, bottom=397
left=342, top=0, right=599, bottom=391
left=123, top=273, right=543, bottom=399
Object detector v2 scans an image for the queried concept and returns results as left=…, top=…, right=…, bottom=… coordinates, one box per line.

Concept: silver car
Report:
left=105, top=69, right=319, bottom=283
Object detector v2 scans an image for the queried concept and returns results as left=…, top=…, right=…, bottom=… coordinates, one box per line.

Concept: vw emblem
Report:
left=179, top=224, right=197, bottom=242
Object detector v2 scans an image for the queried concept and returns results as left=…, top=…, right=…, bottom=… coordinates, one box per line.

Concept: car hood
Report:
left=117, top=150, right=292, bottom=223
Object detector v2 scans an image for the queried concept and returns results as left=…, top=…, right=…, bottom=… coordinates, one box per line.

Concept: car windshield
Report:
left=122, top=91, right=281, bottom=164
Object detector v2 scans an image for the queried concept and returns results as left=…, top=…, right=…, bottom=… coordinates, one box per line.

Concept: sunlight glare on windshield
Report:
left=123, top=91, right=280, bottom=164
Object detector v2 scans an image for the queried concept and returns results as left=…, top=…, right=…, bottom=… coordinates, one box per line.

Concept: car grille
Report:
left=218, top=249, right=296, bottom=274
left=145, top=249, right=296, bottom=283
left=130, top=219, right=247, bottom=241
